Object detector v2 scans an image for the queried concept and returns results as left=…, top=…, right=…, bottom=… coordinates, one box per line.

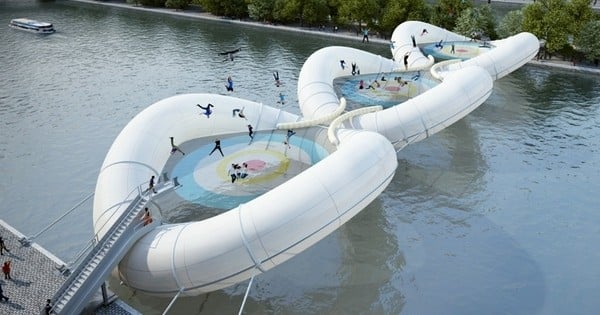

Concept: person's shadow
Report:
left=1, top=299, right=25, bottom=311
left=9, top=278, right=32, bottom=288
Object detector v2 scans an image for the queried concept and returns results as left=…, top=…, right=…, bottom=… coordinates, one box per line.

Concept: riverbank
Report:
left=67, top=0, right=599, bottom=73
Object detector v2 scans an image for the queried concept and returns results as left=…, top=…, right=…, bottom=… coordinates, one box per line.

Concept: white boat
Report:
left=9, top=18, right=55, bottom=34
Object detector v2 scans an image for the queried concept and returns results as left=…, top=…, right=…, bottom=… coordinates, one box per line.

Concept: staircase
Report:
left=49, top=182, right=171, bottom=314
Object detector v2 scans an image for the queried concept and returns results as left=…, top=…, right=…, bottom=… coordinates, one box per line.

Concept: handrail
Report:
left=50, top=188, right=152, bottom=314
left=327, top=105, right=383, bottom=145
left=20, top=191, right=95, bottom=245
left=276, top=98, right=346, bottom=130
left=429, top=59, right=462, bottom=80
left=60, top=182, right=146, bottom=273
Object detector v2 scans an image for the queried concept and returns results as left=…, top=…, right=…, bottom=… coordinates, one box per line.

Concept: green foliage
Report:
left=522, top=0, right=572, bottom=53
left=574, top=20, right=600, bottom=61
left=430, top=0, right=472, bottom=31
left=272, top=0, right=301, bottom=24
left=195, top=0, right=248, bottom=18
left=270, top=0, right=331, bottom=26
left=379, top=0, right=430, bottom=36
left=165, top=0, right=190, bottom=9
left=497, top=9, right=523, bottom=38
left=302, top=0, right=331, bottom=26
left=247, top=0, right=275, bottom=22
left=337, top=0, right=381, bottom=29
left=453, top=5, right=497, bottom=39
left=566, top=0, right=594, bottom=35
left=138, top=0, right=166, bottom=6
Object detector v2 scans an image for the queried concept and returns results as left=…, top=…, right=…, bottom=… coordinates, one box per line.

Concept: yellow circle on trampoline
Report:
left=216, top=149, right=290, bottom=184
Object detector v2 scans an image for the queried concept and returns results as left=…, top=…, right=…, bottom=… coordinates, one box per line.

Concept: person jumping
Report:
left=197, top=103, right=214, bottom=118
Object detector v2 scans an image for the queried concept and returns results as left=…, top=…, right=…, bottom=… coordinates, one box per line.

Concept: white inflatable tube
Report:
left=348, top=66, right=492, bottom=149
left=440, top=32, right=539, bottom=80
left=297, top=46, right=396, bottom=120
left=93, top=94, right=298, bottom=238
left=297, top=47, right=493, bottom=150
left=391, top=21, right=539, bottom=80
left=94, top=94, right=397, bottom=296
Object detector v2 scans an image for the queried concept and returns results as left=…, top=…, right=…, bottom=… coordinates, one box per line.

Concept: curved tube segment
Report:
left=116, top=128, right=397, bottom=296
left=392, top=21, right=539, bottom=80
left=94, top=94, right=397, bottom=296
left=94, top=20, right=538, bottom=298
left=348, top=66, right=493, bottom=150
left=391, top=21, right=468, bottom=70
left=297, top=46, right=396, bottom=120
left=440, top=32, right=539, bottom=80
left=297, top=46, right=493, bottom=150
left=93, top=94, right=300, bottom=239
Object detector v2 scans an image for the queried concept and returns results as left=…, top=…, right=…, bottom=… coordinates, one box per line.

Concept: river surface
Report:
left=1, top=1, right=599, bottom=314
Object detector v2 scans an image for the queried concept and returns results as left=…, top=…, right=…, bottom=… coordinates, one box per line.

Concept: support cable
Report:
left=21, top=191, right=95, bottom=245
left=162, top=288, right=184, bottom=315
left=238, top=269, right=257, bottom=315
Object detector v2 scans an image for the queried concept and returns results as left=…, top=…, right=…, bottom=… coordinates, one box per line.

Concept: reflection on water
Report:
left=2, top=1, right=600, bottom=314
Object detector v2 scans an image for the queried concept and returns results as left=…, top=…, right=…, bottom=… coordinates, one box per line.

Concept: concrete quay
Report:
left=0, top=220, right=139, bottom=315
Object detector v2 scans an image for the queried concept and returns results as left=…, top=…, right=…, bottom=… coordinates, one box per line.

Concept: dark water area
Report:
left=1, top=1, right=599, bottom=314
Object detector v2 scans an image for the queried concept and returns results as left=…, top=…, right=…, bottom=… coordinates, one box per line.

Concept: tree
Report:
left=379, top=0, right=430, bottom=36
left=453, top=5, right=497, bottom=39
left=302, top=0, right=331, bottom=27
left=194, top=0, right=248, bottom=18
left=247, top=0, right=275, bottom=22
left=137, top=0, right=166, bottom=6
left=337, top=0, right=381, bottom=33
left=522, top=0, right=573, bottom=53
left=574, top=20, right=600, bottom=64
left=272, top=0, right=301, bottom=24
left=566, top=0, right=594, bottom=37
left=497, top=9, right=523, bottom=38
left=165, top=0, right=190, bottom=9
left=430, top=0, right=472, bottom=31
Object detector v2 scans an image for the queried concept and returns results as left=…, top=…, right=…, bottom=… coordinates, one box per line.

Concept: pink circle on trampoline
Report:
left=457, top=48, right=469, bottom=53
left=245, top=159, right=266, bottom=171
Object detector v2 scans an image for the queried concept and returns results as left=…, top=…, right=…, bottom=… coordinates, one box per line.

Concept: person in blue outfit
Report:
left=226, top=76, right=234, bottom=92
left=197, top=103, right=214, bottom=118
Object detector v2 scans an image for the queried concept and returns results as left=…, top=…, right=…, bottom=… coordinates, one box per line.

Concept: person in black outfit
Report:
left=44, top=299, right=53, bottom=314
left=247, top=125, right=254, bottom=140
left=403, top=52, right=410, bottom=70
left=209, top=139, right=224, bottom=157
left=0, top=283, right=9, bottom=302
left=148, top=175, right=157, bottom=194
left=0, top=237, right=8, bottom=255
left=170, top=137, right=185, bottom=155
left=273, top=71, right=281, bottom=87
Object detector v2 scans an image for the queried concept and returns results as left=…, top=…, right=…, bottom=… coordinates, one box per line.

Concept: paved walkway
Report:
left=0, top=220, right=139, bottom=315
left=0, top=220, right=67, bottom=314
